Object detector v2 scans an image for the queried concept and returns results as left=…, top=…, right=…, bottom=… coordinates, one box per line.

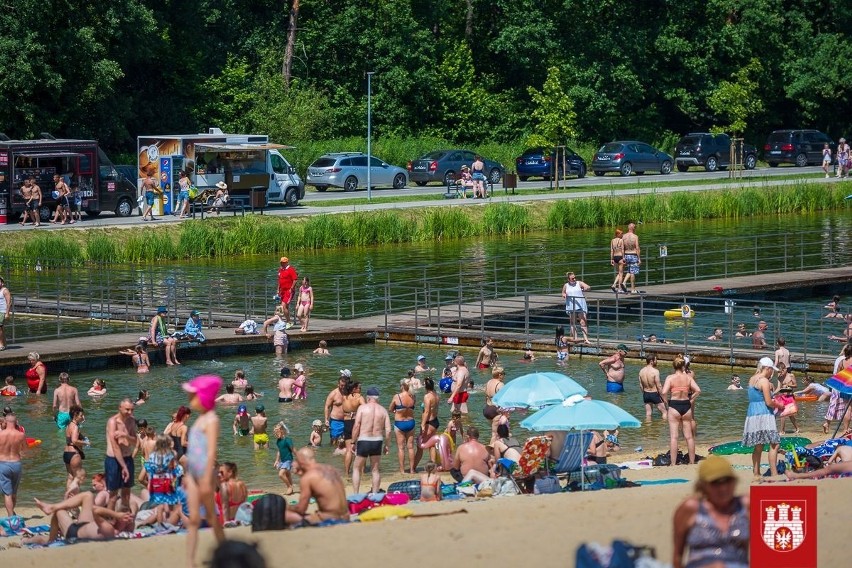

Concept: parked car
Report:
left=591, top=141, right=673, bottom=176
left=764, top=129, right=835, bottom=167
left=674, top=133, right=757, bottom=172
left=515, top=147, right=587, bottom=181
left=407, top=150, right=503, bottom=186
left=306, top=152, right=408, bottom=192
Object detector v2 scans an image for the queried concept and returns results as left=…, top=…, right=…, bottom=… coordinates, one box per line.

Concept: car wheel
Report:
left=578, top=164, right=587, bottom=178
left=519, top=175, right=529, bottom=182
left=795, top=153, right=808, bottom=167
left=115, top=197, right=133, bottom=217
left=284, top=187, right=299, bottom=206
left=415, top=181, right=427, bottom=187
left=344, top=176, right=358, bottom=192
left=594, top=171, right=605, bottom=177
left=744, top=154, right=757, bottom=170
left=705, top=156, right=718, bottom=172
left=676, top=163, right=689, bottom=172
left=660, top=160, right=672, bottom=175
left=488, top=168, right=502, bottom=184
left=392, top=173, right=406, bottom=189
left=443, top=170, right=456, bottom=186
left=39, top=205, right=52, bottom=222
left=315, top=185, right=328, bottom=192
left=619, top=162, right=633, bottom=176
left=768, top=162, right=778, bottom=168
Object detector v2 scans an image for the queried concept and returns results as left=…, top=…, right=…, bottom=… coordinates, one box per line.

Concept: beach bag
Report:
left=534, top=475, right=562, bottom=494
left=149, top=472, right=174, bottom=494
left=188, top=185, right=198, bottom=199
left=251, top=494, right=286, bottom=532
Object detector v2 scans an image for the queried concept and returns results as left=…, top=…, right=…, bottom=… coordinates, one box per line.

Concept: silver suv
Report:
left=306, top=152, right=408, bottom=192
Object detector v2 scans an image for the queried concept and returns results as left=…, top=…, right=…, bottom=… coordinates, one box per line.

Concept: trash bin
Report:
left=504, top=172, right=517, bottom=195
left=250, top=186, right=267, bottom=212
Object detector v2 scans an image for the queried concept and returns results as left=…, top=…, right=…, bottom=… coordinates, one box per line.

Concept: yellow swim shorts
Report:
left=254, top=433, right=269, bottom=445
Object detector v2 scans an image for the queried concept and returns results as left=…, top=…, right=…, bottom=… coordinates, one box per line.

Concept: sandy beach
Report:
left=1, top=435, right=848, bottom=567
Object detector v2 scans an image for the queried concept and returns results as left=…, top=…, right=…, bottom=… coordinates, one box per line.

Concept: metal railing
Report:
left=0, top=228, right=849, bottom=343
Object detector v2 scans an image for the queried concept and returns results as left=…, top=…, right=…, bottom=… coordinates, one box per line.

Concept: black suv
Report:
left=674, top=133, right=757, bottom=172
left=764, top=129, right=835, bottom=167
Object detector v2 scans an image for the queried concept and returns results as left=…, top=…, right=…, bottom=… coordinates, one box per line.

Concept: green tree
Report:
left=707, top=59, right=765, bottom=135
left=525, top=66, right=577, bottom=148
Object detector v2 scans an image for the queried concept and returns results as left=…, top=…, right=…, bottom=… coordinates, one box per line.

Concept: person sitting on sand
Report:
left=672, top=456, right=748, bottom=568
left=313, top=340, right=330, bottom=355
left=217, top=462, right=248, bottom=523
left=87, top=379, right=107, bottom=398
left=491, top=423, right=522, bottom=467
left=451, top=426, right=492, bottom=483
left=785, top=443, right=852, bottom=480
left=285, top=447, right=348, bottom=526
left=419, top=461, right=442, bottom=502
left=25, top=491, right=133, bottom=545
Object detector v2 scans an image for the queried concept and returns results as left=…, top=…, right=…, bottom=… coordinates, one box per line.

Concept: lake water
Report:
left=9, top=342, right=828, bottom=499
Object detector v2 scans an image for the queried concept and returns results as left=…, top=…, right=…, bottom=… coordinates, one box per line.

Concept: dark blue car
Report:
left=592, top=141, right=673, bottom=177
left=515, top=147, right=587, bottom=181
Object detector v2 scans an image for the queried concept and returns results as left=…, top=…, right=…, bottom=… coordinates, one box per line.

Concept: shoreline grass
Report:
left=0, top=181, right=848, bottom=265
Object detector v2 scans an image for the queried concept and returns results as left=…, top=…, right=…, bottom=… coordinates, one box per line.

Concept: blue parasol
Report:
left=492, top=372, right=587, bottom=409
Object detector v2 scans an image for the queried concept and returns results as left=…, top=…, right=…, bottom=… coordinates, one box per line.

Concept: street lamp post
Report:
left=366, top=71, right=374, bottom=202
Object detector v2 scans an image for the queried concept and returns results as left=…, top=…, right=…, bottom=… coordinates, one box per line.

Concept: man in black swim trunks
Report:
left=25, top=491, right=133, bottom=545
left=351, top=387, right=391, bottom=494
left=638, top=354, right=666, bottom=421
left=278, top=367, right=295, bottom=402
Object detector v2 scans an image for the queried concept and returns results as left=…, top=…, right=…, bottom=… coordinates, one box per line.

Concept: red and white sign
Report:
left=751, top=485, right=817, bottom=567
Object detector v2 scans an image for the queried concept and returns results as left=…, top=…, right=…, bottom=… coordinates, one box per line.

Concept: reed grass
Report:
left=0, top=182, right=847, bottom=265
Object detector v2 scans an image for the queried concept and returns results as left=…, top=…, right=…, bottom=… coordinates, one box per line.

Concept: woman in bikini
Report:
left=341, top=382, right=364, bottom=476
left=25, top=351, right=47, bottom=394
left=216, top=462, right=248, bottom=523
left=414, top=377, right=440, bottom=470
left=296, top=276, right=314, bottom=332
left=483, top=367, right=505, bottom=422
left=389, top=379, right=417, bottom=474
left=63, top=405, right=86, bottom=481
left=661, top=355, right=701, bottom=465
left=164, top=406, right=191, bottom=463
left=119, top=344, right=150, bottom=373
left=491, top=422, right=522, bottom=468
left=182, top=375, right=225, bottom=566
left=610, top=228, right=626, bottom=293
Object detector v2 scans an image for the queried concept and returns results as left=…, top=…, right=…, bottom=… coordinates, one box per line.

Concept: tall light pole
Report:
left=366, top=71, right=374, bottom=202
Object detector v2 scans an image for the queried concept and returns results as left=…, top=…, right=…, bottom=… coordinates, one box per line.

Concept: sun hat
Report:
left=157, top=306, right=168, bottom=314
left=366, top=386, right=380, bottom=397
left=417, top=355, right=426, bottom=361
left=340, top=369, right=352, bottom=378
left=698, top=455, right=735, bottom=483
left=294, top=363, right=305, bottom=372
left=758, top=356, right=779, bottom=371
left=190, top=310, right=200, bottom=316
left=312, top=419, right=322, bottom=427
left=280, top=256, right=289, bottom=263
left=216, top=181, right=228, bottom=190
left=280, top=367, right=291, bottom=377
left=182, top=375, right=223, bottom=411
left=255, top=404, right=265, bottom=413
left=238, top=404, right=247, bottom=415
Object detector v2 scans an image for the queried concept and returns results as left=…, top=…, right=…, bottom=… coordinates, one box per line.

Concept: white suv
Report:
left=306, top=152, right=408, bottom=192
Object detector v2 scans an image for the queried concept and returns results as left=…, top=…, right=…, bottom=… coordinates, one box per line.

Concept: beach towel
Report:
left=517, top=436, right=551, bottom=477
left=0, top=515, right=25, bottom=536
left=637, top=479, right=689, bottom=486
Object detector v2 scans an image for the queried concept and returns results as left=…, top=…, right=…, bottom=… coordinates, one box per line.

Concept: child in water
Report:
left=87, top=379, right=107, bottom=398
left=273, top=422, right=295, bottom=495
left=309, top=419, right=323, bottom=447
left=232, top=370, right=248, bottom=390
left=293, top=364, right=307, bottom=399
left=2, top=376, right=18, bottom=396
left=313, top=340, right=330, bottom=355
left=445, top=410, right=463, bottom=446
left=555, top=326, right=570, bottom=363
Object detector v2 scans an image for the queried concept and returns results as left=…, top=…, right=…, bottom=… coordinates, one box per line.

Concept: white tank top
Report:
left=0, top=287, right=7, bottom=313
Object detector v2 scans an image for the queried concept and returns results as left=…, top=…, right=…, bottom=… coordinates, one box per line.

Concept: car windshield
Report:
left=767, top=132, right=792, bottom=144
left=310, top=157, right=336, bottom=168
left=679, top=136, right=702, bottom=146
left=599, top=143, right=623, bottom=153
left=421, top=151, right=446, bottom=160
left=522, top=148, right=545, bottom=156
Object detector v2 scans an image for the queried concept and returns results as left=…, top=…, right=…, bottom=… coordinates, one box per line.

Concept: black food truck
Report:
left=0, top=136, right=138, bottom=223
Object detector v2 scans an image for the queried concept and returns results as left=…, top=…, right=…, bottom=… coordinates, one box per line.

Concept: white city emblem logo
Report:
left=761, top=501, right=806, bottom=552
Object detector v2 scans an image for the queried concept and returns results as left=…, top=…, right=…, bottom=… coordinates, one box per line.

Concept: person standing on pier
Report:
left=622, top=223, right=641, bottom=294
left=599, top=345, right=628, bottom=393
left=561, top=272, right=590, bottom=343
left=277, top=257, right=298, bottom=328
left=609, top=229, right=626, bottom=293
left=0, top=276, right=10, bottom=351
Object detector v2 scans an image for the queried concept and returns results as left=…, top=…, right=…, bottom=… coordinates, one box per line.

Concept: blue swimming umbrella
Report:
left=492, top=372, right=587, bottom=409
left=519, top=395, right=641, bottom=431
left=520, top=394, right=640, bottom=490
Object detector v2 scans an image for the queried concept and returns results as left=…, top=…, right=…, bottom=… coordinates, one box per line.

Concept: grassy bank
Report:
left=1, top=182, right=848, bottom=265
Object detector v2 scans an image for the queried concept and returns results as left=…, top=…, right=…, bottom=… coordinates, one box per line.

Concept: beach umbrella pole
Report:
left=831, top=396, right=852, bottom=439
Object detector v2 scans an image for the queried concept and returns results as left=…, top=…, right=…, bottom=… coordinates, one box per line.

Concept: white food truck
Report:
left=136, top=128, right=304, bottom=214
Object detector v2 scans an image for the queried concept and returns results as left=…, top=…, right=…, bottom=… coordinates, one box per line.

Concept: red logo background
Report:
left=751, top=485, right=817, bottom=568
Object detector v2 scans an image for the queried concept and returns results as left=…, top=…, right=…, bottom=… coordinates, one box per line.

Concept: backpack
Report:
left=251, top=494, right=286, bottom=532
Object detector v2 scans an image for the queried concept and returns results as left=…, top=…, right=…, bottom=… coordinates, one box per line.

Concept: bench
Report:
left=190, top=198, right=246, bottom=219
left=443, top=175, right=495, bottom=199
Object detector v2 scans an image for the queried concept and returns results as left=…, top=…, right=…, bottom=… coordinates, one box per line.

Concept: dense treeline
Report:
left=1, top=0, right=850, bottom=157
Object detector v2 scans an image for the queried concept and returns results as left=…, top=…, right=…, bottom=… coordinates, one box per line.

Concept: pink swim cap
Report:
left=182, top=375, right=223, bottom=411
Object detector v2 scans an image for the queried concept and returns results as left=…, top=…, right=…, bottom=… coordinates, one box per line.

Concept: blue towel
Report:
left=637, top=478, right=689, bottom=485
